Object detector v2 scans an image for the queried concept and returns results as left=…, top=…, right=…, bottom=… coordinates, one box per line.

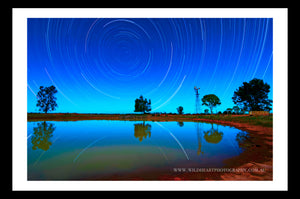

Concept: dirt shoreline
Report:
left=154, top=118, right=273, bottom=180
left=194, top=118, right=273, bottom=180
left=27, top=113, right=273, bottom=180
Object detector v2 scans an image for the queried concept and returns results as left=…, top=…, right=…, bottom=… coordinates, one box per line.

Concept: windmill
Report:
left=194, top=86, right=201, bottom=114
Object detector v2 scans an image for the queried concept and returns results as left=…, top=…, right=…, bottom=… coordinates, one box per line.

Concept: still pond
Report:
left=27, top=120, right=249, bottom=180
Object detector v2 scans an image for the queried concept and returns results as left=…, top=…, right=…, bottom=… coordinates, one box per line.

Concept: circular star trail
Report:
left=27, top=18, right=273, bottom=113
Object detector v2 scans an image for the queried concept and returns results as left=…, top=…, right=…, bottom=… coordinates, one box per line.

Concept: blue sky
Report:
left=27, top=18, right=273, bottom=114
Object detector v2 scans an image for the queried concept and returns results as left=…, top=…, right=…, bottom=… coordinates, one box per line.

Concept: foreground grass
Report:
left=194, top=114, right=273, bottom=127
left=27, top=113, right=272, bottom=128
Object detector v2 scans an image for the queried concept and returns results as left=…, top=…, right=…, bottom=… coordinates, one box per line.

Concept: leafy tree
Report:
left=176, top=106, right=184, bottom=114
left=36, top=85, right=58, bottom=113
left=134, top=95, right=151, bottom=113
left=201, top=94, right=221, bottom=114
left=226, top=108, right=233, bottom=114
left=232, top=78, right=272, bottom=111
left=233, top=106, right=240, bottom=114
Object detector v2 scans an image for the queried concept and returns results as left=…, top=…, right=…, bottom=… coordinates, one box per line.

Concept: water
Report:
left=27, top=120, right=249, bottom=180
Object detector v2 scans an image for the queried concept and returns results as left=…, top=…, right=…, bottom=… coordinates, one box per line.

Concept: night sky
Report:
left=27, top=18, right=273, bottom=114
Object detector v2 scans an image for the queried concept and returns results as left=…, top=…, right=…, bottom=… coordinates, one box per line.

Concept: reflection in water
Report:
left=177, top=122, right=184, bottom=127
left=134, top=122, right=151, bottom=142
left=73, top=136, right=107, bottom=163
left=31, top=121, right=55, bottom=151
left=236, top=131, right=252, bottom=151
left=28, top=120, right=249, bottom=180
left=203, top=124, right=224, bottom=144
left=155, top=122, right=190, bottom=160
left=196, top=123, right=204, bottom=156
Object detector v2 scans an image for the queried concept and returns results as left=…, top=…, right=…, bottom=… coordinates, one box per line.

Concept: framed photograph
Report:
left=12, top=8, right=288, bottom=191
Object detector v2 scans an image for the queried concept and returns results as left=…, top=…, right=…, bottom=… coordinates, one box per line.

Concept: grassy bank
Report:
left=27, top=113, right=272, bottom=128
left=193, top=114, right=273, bottom=127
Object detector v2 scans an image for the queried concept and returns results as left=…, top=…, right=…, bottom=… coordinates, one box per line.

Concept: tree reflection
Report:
left=177, top=122, right=184, bottom=127
left=134, top=122, right=151, bottom=142
left=236, top=131, right=252, bottom=150
left=203, top=124, right=223, bottom=144
left=31, top=121, right=55, bottom=151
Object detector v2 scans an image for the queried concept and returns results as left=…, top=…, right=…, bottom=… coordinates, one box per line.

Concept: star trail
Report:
left=27, top=18, right=273, bottom=113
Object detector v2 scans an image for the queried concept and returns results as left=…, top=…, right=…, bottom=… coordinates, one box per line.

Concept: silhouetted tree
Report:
left=232, top=78, right=272, bottom=112
left=134, top=95, right=151, bottom=113
left=201, top=94, right=221, bottom=114
left=233, top=106, right=240, bottom=114
left=176, top=106, right=184, bottom=114
left=36, top=85, right=58, bottom=113
left=226, top=108, right=233, bottom=114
